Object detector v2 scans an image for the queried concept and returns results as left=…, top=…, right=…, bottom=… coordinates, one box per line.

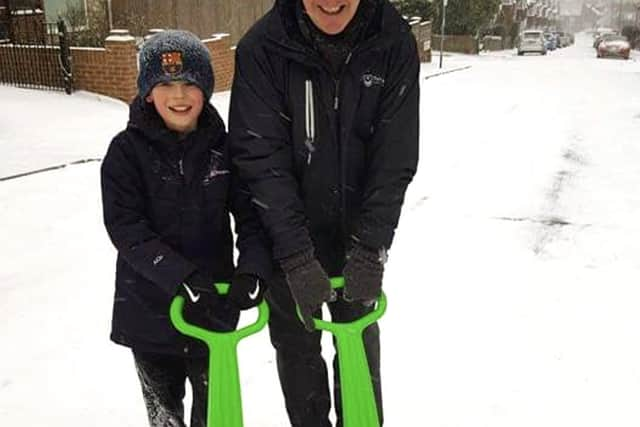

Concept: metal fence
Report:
left=0, top=19, right=72, bottom=93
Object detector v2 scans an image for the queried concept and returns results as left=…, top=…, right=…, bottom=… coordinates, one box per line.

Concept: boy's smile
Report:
left=146, top=81, right=204, bottom=134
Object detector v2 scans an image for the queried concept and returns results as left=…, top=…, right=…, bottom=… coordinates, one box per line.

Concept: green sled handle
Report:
left=310, top=277, right=387, bottom=427
left=169, top=282, right=270, bottom=427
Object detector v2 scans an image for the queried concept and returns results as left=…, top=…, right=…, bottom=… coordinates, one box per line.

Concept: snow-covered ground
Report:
left=2, top=33, right=640, bottom=426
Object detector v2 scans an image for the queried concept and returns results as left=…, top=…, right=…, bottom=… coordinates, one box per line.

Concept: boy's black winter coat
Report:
left=229, top=0, right=419, bottom=275
left=101, top=97, right=271, bottom=355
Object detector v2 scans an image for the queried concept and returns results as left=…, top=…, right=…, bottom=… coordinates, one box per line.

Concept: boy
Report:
left=101, top=30, right=271, bottom=427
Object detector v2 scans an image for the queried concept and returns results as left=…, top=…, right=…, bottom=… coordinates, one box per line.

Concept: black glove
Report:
left=343, top=242, right=385, bottom=306
left=228, top=273, right=265, bottom=310
left=280, top=249, right=335, bottom=332
left=178, top=271, right=221, bottom=327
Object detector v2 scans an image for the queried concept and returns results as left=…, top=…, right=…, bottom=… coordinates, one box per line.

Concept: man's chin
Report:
left=316, top=20, right=349, bottom=35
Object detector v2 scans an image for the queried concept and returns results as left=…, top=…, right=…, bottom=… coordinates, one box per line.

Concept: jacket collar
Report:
left=127, top=96, right=225, bottom=149
left=266, top=0, right=408, bottom=62
left=127, top=96, right=227, bottom=185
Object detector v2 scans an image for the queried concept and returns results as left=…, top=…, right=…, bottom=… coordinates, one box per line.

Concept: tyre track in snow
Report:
left=531, top=142, right=591, bottom=256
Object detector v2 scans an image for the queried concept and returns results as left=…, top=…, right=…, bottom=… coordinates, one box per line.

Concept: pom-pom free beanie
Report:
left=137, top=30, right=214, bottom=100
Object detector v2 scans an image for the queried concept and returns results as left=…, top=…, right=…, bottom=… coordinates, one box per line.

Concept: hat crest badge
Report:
left=161, top=51, right=183, bottom=76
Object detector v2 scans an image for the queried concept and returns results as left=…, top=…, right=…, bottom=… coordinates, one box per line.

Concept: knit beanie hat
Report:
left=137, top=30, right=214, bottom=100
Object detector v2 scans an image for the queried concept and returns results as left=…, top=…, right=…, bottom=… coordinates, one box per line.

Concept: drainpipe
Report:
left=106, top=0, right=113, bottom=31
left=439, top=0, right=447, bottom=68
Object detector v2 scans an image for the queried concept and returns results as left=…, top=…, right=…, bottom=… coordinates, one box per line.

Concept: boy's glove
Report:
left=280, top=249, right=335, bottom=332
left=178, top=271, right=221, bottom=327
left=343, top=242, right=385, bottom=306
left=228, top=273, right=265, bottom=310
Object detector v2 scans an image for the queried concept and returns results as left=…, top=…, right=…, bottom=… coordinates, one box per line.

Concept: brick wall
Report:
left=69, top=29, right=235, bottom=104
left=482, top=36, right=504, bottom=51
left=203, top=33, right=234, bottom=92
left=71, top=30, right=138, bottom=103
left=432, top=35, right=479, bottom=55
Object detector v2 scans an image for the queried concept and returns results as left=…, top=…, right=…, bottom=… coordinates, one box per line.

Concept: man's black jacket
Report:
left=101, top=97, right=271, bottom=355
left=229, top=0, right=419, bottom=275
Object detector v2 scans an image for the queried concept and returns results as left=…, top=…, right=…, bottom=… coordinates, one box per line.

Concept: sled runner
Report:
left=308, top=277, right=387, bottom=427
left=170, top=283, right=270, bottom=427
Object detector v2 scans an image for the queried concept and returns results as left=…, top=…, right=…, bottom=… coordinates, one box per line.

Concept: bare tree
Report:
left=60, top=0, right=109, bottom=46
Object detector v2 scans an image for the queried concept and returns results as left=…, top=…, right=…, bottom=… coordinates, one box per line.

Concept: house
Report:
left=109, top=0, right=273, bottom=45
left=0, top=0, right=46, bottom=43
left=40, top=1, right=274, bottom=46
left=0, top=1, right=8, bottom=40
left=560, top=0, right=584, bottom=33
left=44, top=0, right=80, bottom=21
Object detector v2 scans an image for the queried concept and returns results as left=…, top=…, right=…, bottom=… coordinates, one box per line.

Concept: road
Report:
left=384, top=32, right=640, bottom=426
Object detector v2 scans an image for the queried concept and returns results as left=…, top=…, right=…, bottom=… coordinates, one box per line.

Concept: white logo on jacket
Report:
left=361, top=73, right=385, bottom=88
left=202, top=149, right=230, bottom=185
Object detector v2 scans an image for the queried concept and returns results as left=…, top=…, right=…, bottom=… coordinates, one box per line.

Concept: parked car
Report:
left=554, top=31, right=572, bottom=47
left=593, top=28, right=617, bottom=48
left=544, top=32, right=557, bottom=50
left=597, top=34, right=631, bottom=59
left=518, top=30, right=547, bottom=56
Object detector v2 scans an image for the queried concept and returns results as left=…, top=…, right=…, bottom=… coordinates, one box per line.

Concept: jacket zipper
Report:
left=304, top=79, right=316, bottom=164
left=336, top=52, right=353, bottom=235
left=178, top=158, right=184, bottom=177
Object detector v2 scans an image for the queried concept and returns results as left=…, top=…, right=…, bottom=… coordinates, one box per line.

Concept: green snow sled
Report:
left=306, top=277, right=387, bottom=427
left=170, top=283, right=269, bottom=427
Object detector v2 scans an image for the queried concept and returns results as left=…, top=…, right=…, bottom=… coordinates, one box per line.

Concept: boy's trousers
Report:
left=133, top=351, right=208, bottom=427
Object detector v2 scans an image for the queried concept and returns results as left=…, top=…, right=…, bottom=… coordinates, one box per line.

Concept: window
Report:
left=44, top=0, right=87, bottom=23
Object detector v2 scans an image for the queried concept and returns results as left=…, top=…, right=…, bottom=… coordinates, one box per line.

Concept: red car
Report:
left=597, top=34, right=631, bottom=59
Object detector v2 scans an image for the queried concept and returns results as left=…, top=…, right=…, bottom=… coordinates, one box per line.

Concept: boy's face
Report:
left=302, top=0, right=361, bottom=35
left=146, top=81, right=204, bottom=134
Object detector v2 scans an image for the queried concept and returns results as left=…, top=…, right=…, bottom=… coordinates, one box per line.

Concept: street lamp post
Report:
left=439, top=0, right=447, bottom=68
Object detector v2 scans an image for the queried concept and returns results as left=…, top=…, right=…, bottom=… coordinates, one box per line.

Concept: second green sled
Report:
left=306, top=277, right=387, bottom=427
left=170, top=282, right=269, bottom=427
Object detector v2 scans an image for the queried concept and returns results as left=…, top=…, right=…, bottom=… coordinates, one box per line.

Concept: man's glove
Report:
left=178, top=271, right=221, bottom=327
left=343, top=242, right=385, bottom=306
left=228, top=273, right=265, bottom=310
left=280, top=249, right=335, bottom=332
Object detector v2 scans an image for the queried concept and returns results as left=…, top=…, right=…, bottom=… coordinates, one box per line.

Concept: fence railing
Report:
left=0, top=20, right=72, bottom=93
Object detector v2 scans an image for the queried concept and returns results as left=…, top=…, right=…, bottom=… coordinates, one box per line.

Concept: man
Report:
left=229, top=0, right=419, bottom=425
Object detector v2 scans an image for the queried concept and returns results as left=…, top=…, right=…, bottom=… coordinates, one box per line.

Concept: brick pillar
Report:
left=410, top=19, right=420, bottom=57
left=204, top=33, right=235, bottom=93
left=410, top=18, right=433, bottom=63
left=420, top=21, right=432, bottom=62
left=104, top=29, right=138, bottom=103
